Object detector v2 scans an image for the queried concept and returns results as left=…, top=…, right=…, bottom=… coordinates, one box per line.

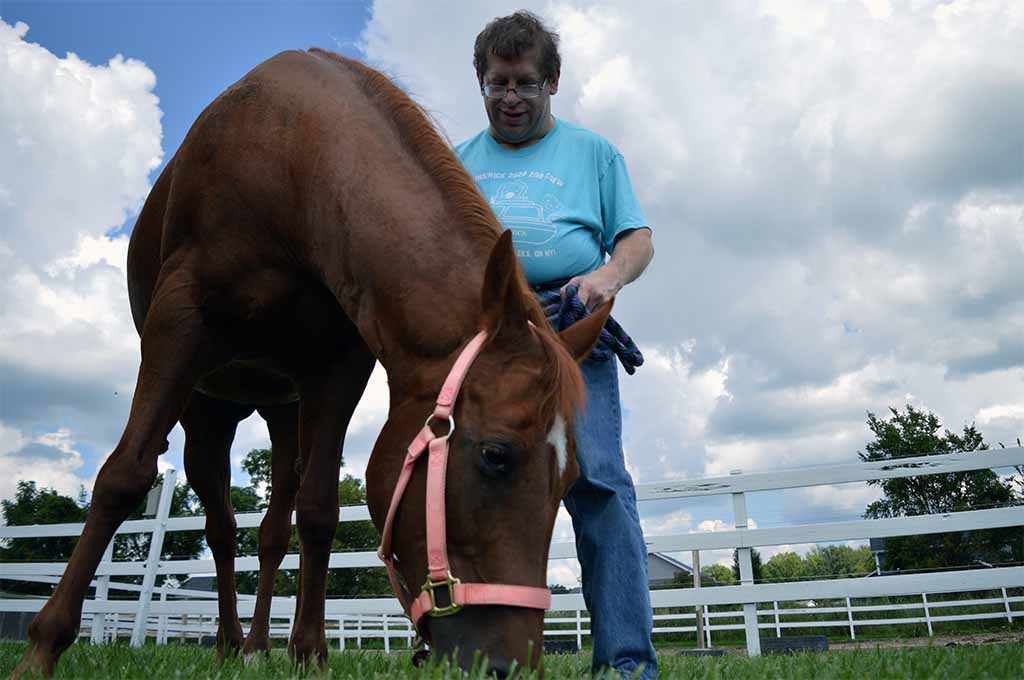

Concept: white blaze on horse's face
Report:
left=547, top=413, right=568, bottom=476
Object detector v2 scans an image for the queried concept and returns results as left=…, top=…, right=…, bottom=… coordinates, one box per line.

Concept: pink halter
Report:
left=377, top=330, right=552, bottom=634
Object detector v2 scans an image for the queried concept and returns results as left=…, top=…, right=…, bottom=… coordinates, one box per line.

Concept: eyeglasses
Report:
left=481, top=80, right=547, bottom=100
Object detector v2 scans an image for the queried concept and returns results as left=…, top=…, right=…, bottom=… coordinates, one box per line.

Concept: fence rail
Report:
left=1, top=447, right=1022, bottom=655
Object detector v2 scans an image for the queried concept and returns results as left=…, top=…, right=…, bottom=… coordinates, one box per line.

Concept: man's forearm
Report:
left=608, top=227, right=654, bottom=289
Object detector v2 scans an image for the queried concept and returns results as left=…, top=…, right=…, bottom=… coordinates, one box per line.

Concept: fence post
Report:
left=576, top=609, right=583, bottom=649
left=157, top=589, right=169, bottom=645
left=922, top=593, right=933, bottom=636
left=704, top=605, right=712, bottom=648
left=692, top=550, right=706, bottom=648
left=773, top=601, right=781, bottom=638
left=1001, top=588, right=1012, bottom=623
left=384, top=614, right=391, bottom=654
left=131, top=468, right=176, bottom=647
left=90, top=540, right=115, bottom=644
left=731, top=480, right=761, bottom=657
left=846, top=597, right=856, bottom=640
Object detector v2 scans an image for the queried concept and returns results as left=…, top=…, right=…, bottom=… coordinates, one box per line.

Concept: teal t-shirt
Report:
left=455, top=118, right=648, bottom=286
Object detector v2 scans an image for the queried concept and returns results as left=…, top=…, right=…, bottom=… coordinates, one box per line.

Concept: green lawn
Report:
left=0, top=641, right=1022, bottom=679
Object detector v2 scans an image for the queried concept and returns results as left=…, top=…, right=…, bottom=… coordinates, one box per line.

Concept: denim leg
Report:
left=563, top=358, right=657, bottom=679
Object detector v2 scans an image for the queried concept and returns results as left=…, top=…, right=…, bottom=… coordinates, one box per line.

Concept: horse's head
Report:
left=368, top=231, right=610, bottom=676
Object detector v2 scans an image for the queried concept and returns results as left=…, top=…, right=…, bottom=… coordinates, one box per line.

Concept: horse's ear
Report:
left=481, top=231, right=530, bottom=334
left=559, top=299, right=613, bottom=362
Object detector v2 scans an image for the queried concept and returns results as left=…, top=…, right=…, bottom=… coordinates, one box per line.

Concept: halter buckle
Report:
left=422, top=572, right=462, bottom=617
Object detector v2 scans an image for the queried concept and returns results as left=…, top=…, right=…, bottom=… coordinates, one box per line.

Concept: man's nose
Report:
left=501, top=89, right=522, bottom=104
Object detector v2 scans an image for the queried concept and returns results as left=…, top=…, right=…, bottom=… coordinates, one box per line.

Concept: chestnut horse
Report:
left=11, top=49, right=609, bottom=678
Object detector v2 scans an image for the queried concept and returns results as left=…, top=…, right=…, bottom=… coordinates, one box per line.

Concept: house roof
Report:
left=648, top=552, right=693, bottom=574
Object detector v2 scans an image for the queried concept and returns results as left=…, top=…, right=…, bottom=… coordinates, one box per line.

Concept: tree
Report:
left=700, top=564, right=736, bottom=586
left=241, top=448, right=273, bottom=509
left=731, top=548, right=763, bottom=583
left=114, top=475, right=205, bottom=566
left=803, top=545, right=874, bottom=579
left=0, top=482, right=88, bottom=595
left=860, top=406, right=1021, bottom=571
left=763, top=551, right=804, bottom=583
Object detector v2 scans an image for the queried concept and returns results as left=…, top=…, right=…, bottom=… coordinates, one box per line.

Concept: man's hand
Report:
left=562, top=266, right=622, bottom=311
left=561, top=228, right=653, bottom=310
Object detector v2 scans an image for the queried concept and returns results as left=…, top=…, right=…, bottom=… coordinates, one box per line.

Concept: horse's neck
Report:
left=317, top=191, right=493, bottom=381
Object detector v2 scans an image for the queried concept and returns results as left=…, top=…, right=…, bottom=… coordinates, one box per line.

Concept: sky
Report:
left=1, top=0, right=1022, bottom=585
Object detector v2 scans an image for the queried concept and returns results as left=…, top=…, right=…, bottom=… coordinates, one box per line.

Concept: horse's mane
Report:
left=308, top=48, right=585, bottom=422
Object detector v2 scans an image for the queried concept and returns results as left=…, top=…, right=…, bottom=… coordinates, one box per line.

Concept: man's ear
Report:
left=549, top=70, right=559, bottom=95
left=481, top=231, right=530, bottom=337
left=559, top=299, right=613, bottom=362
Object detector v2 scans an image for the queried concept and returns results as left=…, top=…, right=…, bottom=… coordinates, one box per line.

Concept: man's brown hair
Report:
left=473, top=10, right=561, bottom=84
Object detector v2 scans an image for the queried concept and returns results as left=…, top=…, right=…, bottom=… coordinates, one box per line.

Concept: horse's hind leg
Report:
left=180, top=392, right=254, bottom=660
left=11, top=264, right=224, bottom=679
left=241, top=400, right=300, bottom=658
left=288, top=345, right=375, bottom=667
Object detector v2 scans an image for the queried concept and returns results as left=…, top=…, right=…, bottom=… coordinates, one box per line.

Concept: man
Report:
left=454, top=11, right=657, bottom=679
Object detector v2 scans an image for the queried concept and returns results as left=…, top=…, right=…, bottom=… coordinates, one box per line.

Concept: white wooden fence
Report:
left=1, top=448, right=1022, bottom=656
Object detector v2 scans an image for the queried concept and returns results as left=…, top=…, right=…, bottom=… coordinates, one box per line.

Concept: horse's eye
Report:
left=480, top=443, right=513, bottom=477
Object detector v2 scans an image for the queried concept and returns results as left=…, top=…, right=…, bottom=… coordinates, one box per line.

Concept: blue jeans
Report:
left=563, top=358, right=657, bottom=679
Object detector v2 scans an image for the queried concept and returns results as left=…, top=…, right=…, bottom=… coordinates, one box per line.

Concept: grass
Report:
left=0, top=641, right=1021, bottom=679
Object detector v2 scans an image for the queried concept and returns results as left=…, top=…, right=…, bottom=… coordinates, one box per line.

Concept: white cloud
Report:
left=3, top=0, right=1023, bottom=562
left=359, top=0, right=1024, bottom=533
left=0, top=428, right=87, bottom=501
left=641, top=510, right=693, bottom=537
left=0, top=18, right=161, bottom=497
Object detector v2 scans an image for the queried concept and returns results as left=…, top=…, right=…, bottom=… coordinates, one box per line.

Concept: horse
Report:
left=11, top=49, right=609, bottom=678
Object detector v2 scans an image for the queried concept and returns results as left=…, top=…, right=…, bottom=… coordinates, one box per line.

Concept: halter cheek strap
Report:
left=377, top=330, right=552, bottom=635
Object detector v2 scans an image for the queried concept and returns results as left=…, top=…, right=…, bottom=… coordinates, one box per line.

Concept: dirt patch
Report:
left=661, top=631, right=1023, bottom=656
left=828, top=631, right=1023, bottom=652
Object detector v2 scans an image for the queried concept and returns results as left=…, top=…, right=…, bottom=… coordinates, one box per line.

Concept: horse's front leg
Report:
left=287, top=348, right=375, bottom=668
left=242, top=401, right=301, bottom=658
left=181, top=392, right=254, bottom=660
left=10, top=268, right=224, bottom=679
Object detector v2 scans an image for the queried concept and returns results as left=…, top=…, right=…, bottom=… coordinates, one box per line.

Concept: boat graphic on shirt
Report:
left=489, top=180, right=564, bottom=246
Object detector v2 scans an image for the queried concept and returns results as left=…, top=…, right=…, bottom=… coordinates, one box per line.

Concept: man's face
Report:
left=480, top=48, right=558, bottom=149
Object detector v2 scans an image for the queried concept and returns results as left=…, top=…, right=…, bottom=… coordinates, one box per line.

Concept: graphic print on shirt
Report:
left=489, top=180, right=565, bottom=246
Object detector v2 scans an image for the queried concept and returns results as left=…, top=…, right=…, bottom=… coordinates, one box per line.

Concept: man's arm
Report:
left=562, top=227, right=653, bottom=310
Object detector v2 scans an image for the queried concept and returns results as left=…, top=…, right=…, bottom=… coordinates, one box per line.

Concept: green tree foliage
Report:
left=731, top=547, right=763, bottom=583
left=859, top=405, right=1021, bottom=571
left=240, top=448, right=273, bottom=508
left=114, top=475, right=205, bottom=565
left=762, top=551, right=804, bottom=582
left=0, top=482, right=88, bottom=595
left=700, top=564, right=736, bottom=586
left=803, top=545, right=875, bottom=579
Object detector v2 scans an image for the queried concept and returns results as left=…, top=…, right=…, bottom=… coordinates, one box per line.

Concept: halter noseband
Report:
left=376, top=330, right=552, bottom=636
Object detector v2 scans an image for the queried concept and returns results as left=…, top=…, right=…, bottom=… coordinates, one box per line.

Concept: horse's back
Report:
left=125, top=51, right=378, bottom=400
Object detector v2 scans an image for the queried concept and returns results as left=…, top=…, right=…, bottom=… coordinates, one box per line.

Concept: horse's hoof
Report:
left=287, top=638, right=328, bottom=670
left=241, top=634, right=272, bottom=659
